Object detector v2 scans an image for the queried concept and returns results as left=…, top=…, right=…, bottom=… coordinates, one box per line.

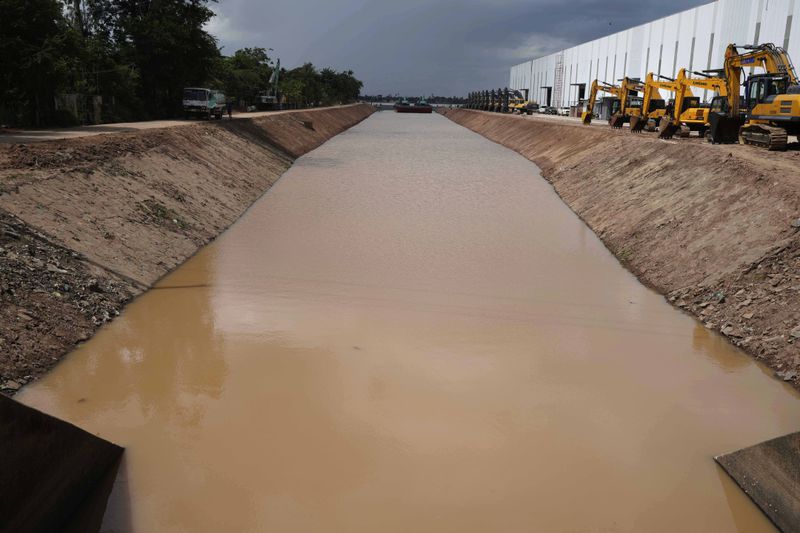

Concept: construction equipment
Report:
left=508, top=90, right=524, bottom=113
left=630, top=72, right=680, bottom=132
left=608, top=77, right=644, bottom=128
left=581, top=80, right=621, bottom=125
left=508, top=89, right=540, bottom=115
left=709, top=43, right=800, bottom=150
left=659, top=70, right=728, bottom=139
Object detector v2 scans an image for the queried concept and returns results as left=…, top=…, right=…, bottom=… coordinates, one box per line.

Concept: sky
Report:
left=207, top=0, right=710, bottom=96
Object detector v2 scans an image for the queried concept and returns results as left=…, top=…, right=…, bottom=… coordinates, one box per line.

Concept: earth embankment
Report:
left=0, top=104, right=375, bottom=393
left=441, top=108, right=800, bottom=389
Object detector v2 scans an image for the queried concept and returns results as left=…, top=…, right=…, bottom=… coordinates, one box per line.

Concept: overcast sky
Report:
left=207, top=0, right=709, bottom=96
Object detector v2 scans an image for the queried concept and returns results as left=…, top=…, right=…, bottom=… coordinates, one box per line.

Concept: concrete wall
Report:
left=510, top=0, right=800, bottom=107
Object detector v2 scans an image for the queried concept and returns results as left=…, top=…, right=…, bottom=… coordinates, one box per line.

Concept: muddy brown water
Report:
left=18, top=112, right=800, bottom=532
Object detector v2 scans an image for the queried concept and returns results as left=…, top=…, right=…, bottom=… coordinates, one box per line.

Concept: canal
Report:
left=18, top=112, right=800, bottom=532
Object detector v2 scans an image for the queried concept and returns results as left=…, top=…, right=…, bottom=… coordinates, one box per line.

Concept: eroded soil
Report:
left=0, top=105, right=375, bottom=394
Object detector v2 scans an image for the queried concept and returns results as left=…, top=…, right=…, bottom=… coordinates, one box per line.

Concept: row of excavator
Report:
left=464, top=89, right=540, bottom=115
left=580, top=43, right=800, bottom=150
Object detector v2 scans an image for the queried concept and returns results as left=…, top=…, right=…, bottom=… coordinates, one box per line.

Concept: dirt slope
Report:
left=441, top=108, right=800, bottom=388
left=0, top=105, right=375, bottom=393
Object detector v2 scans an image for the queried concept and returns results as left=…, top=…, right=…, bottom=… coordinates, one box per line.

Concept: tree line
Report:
left=0, top=0, right=363, bottom=127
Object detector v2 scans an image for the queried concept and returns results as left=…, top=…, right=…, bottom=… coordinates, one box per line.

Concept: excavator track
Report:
left=739, top=125, right=788, bottom=151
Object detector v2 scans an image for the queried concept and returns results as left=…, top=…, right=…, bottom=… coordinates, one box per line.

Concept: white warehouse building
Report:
left=509, top=0, right=800, bottom=109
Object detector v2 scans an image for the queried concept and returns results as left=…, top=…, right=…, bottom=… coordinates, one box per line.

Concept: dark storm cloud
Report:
left=208, top=0, right=709, bottom=96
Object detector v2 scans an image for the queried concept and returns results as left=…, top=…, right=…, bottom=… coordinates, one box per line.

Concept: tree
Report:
left=215, top=47, right=273, bottom=106
left=0, top=0, right=81, bottom=125
left=104, top=0, right=221, bottom=117
left=1, top=1, right=363, bottom=126
left=279, top=63, right=362, bottom=107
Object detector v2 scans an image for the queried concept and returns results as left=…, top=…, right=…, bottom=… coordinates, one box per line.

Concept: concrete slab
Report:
left=0, top=395, right=123, bottom=533
left=716, top=432, right=800, bottom=532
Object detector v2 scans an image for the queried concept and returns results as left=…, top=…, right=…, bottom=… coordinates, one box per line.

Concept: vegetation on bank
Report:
left=0, top=0, right=363, bottom=127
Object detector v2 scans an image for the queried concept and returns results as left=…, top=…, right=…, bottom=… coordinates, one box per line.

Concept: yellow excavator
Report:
left=608, top=77, right=645, bottom=128
left=709, top=43, right=800, bottom=150
left=630, top=71, right=680, bottom=132
left=508, top=89, right=539, bottom=115
left=659, top=70, right=728, bottom=139
left=581, top=80, right=621, bottom=125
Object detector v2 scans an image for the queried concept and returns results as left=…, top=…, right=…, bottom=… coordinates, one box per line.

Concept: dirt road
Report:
left=0, top=106, right=363, bottom=144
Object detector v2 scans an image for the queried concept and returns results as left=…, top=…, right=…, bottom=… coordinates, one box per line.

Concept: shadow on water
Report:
left=692, top=323, right=751, bottom=372
left=716, top=465, right=768, bottom=533
left=96, top=458, right=134, bottom=533
left=64, top=457, right=128, bottom=533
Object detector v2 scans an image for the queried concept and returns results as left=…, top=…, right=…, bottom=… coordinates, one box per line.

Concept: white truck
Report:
left=182, top=88, right=226, bottom=119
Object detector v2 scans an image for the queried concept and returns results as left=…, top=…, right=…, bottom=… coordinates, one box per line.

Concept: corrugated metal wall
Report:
left=509, top=0, right=800, bottom=106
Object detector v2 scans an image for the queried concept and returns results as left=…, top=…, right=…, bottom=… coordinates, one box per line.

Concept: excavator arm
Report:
left=609, top=77, right=645, bottom=128
left=704, top=43, right=800, bottom=148
left=659, top=70, right=727, bottom=139
left=724, top=43, right=798, bottom=116
left=631, top=71, right=681, bottom=132
left=581, top=80, right=619, bottom=125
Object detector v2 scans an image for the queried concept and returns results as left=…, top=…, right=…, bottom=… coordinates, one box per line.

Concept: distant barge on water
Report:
left=395, top=99, right=433, bottom=114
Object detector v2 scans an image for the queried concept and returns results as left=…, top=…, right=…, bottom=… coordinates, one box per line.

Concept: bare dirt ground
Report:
left=441, top=108, right=800, bottom=389
left=0, top=104, right=375, bottom=394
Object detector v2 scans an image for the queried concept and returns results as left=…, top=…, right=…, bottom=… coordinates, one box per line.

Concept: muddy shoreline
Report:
left=0, top=104, right=376, bottom=394
left=440, top=108, right=800, bottom=390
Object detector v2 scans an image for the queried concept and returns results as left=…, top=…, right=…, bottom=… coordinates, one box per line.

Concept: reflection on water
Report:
left=19, top=113, right=799, bottom=532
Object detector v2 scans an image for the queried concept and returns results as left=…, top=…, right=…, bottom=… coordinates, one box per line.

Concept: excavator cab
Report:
left=647, top=99, right=666, bottom=113
left=680, top=96, right=701, bottom=112
left=745, top=74, right=789, bottom=107
left=709, top=95, right=730, bottom=114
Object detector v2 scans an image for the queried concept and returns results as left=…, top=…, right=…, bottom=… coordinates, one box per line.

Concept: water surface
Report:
left=20, top=112, right=800, bottom=532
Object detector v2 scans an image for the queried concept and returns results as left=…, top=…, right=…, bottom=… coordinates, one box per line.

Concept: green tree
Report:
left=216, top=47, right=273, bottom=105
left=0, top=0, right=80, bottom=125
left=281, top=63, right=322, bottom=107
left=1, top=1, right=363, bottom=126
left=106, top=0, right=221, bottom=117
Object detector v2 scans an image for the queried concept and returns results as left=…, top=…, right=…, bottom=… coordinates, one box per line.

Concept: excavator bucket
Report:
left=581, top=111, right=592, bottom=125
left=707, top=113, right=744, bottom=144
left=658, top=117, right=680, bottom=139
left=609, top=114, right=626, bottom=129
left=629, top=115, right=646, bottom=133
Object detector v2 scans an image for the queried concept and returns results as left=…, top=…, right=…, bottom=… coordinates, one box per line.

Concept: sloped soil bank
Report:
left=441, top=108, right=800, bottom=390
left=0, top=104, right=375, bottom=394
